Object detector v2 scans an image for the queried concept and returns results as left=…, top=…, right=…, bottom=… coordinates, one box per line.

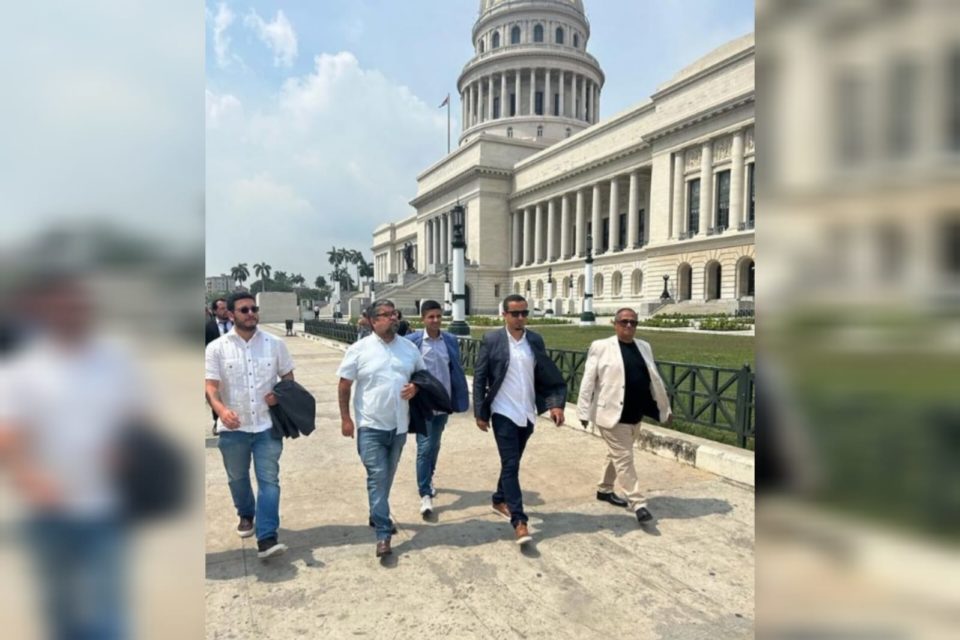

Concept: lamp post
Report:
left=448, top=203, right=470, bottom=335
left=580, top=235, right=595, bottom=325
left=443, top=264, right=452, bottom=316
left=545, top=267, right=555, bottom=318
left=660, top=274, right=671, bottom=301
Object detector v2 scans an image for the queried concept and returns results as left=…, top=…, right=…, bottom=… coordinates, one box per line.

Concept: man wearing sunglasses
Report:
left=205, top=291, right=295, bottom=559
left=474, top=295, right=567, bottom=545
left=576, top=308, right=672, bottom=525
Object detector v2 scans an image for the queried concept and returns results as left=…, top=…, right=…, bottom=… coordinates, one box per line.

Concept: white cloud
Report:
left=205, top=89, right=242, bottom=128
left=212, top=2, right=236, bottom=68
left=244, top=9, right=298, bottom=68
left=206, top=50, right=449, bottom=278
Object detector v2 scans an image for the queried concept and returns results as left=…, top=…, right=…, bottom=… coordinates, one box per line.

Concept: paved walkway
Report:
left=205, top=328, right=755, bottom=639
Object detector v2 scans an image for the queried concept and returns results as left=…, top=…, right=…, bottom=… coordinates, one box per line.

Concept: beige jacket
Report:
left=576, top=335, right=672, bottom=428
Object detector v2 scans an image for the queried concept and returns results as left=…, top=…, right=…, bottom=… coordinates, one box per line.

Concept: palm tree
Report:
left=230, top=262, right=249, bottom=289
left=253, top=262, right=272, bottom=293
left=358, top=260, right=374, bottom=285
left=273, top=271, right=289, bottom=288
left=314, top=275, right=327, bottom=289
left=326, top=246, right=342, bottom=269
left=291, top=273, right=305, bottom=288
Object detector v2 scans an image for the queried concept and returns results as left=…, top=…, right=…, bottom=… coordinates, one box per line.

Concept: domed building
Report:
left=371, top=0, right=755, bottom=317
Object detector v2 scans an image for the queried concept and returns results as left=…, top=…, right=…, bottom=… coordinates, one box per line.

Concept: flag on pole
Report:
left=438, top=93, right=449, bottom=108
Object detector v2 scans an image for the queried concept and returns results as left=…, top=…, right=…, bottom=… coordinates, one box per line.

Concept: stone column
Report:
left=426, top=220, right=434, bottom=265
left=514, top=69, right=521, bottom=116
left=545, top=68, right=552, bottom=116
left=534, top=203, right=544, bottom=263
left=512, top=210, right=522, bottom=267
left=487, top=75, right=494, bottom=121
left=672, top=152, right=684, bottom=238
left=585, top=79, right=591, bottom=122
left=558, top=70, right=565, bottom=117
left=529, top=68, right=536, bottom=115
left=560, top=193, right=571, bottom=258
left=435, top=217, right=442, bottom=267
left=546, top=198, right=556, bottom=262
left=500, top=73, right=507, bottom=119
left=591, top=183, right=601, bottom=253
left=608, top=176, right=620, bottom=252
left=594, top=84, right=600, bottom=123
left=730, top=130, right=745, bottom=230
left=575, top=189, right=586, bottom=256
left=440, top=213, right=448, bottom=264
left=699, top=140, right=712, bottom=236
left=627, top=170, right=639, bottom=249
left=523, top=207, right=533, bottom=265
left=446, top=214, right=453, bottom=263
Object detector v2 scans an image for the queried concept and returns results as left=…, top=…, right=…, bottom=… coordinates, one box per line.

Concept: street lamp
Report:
left=545, top=267, right=555, bottom=318
left=660, top=274, right=671, bottom=301
left=448, top=203, right=471, bottom=336
left=442, top=264, right=452, bottom=316
left=580, top=234, right=596, bottom=325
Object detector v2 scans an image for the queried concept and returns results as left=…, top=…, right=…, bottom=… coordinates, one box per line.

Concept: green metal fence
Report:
left=303, top=323, right=755, bottom=448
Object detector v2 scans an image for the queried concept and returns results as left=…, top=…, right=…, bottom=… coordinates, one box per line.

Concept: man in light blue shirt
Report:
left=337, top=299, right=424, bottom=558
left=405, top=300, right=469, bottom=518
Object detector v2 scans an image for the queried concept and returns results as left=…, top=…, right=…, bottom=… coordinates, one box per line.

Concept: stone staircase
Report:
left=355, top=273, right=447, bottom=315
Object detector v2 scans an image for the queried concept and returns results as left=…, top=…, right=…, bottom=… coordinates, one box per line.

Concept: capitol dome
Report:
left=459, top=0, right=603, bottom=145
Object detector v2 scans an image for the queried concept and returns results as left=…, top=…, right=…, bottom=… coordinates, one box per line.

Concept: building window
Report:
left=479, top=39, right=485, bottom=53
left=687, top=179, right=700, bottom=235
left=507, top=126, right=513, bottom=138
left=535, top=91, right=543, bottom=115
left=534, top=24, right=544, bottom=42
left=577, top=275, right=584, bottom=297
left=536, top=280, right=543, bottom=298
left=601, top=218, right=609, bottom=252
left=555, top=27, right=564, bottom=44
left=492, top=31, right=500, bottom=48
left=493, top=97, right=500, bottom=119
left=494, top=284, right=501, bottom=298
left=510, top=93, right=516, bottom=116
left=716, top=170, right=730, bottom=230
left=594, top=273, right=604, bottom=296
left=637, top=208, right=645, bottom=245
left=612, top=272, right=622, bottom=296
left=536, top=125, right=543, bottom=138
left=618, top=212, right=627, bottom=250
left=553, top=93, right=559, bottom=116
left=631, top=269, right=643, bottom=295
left=747, top=164, right=755, bottom=227
left=888, top=58, right=917, bottom=157
left=573, top=33, right=579, bottom=48
left=511, top=25, right=521, bottom=45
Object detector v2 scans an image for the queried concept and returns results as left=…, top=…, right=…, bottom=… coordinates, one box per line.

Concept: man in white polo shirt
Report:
left=337, top=299, right=424, bottom=558
left=205, top=291, right=295, bottom=559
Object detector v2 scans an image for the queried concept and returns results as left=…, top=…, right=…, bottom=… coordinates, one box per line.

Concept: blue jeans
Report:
left=218, top=429, right=283, bottom=541
left=491, top=414, right=534, bottom=527
left=25, top=515, right=127, bottom=640
left=416, top=413, right=448, bottom=497
left=357, top=427, right=406, bottom=541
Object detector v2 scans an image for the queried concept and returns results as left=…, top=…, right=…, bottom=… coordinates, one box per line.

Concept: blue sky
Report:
left=206, top=0, right=754, bottom=282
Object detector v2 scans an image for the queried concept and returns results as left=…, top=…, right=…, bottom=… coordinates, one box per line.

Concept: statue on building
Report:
left=403, top=242, right=416, bottom=273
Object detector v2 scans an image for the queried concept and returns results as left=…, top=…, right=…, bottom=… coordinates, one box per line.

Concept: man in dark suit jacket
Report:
left=205, top=298, right=232, bottom=434
left=474, top=294, right=567, bottom=545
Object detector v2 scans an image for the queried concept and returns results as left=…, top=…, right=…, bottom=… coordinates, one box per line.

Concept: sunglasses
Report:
left=507, top=310, right=530, bottom=318
left=616, top=319, right=638, bottom=327
left=375, top=310, right=399, bottom=318
left=235, top=305, right=260, bottom=314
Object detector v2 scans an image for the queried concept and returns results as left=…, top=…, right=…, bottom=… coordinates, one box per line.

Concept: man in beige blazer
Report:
left=576, top=307, right=672, bottom=524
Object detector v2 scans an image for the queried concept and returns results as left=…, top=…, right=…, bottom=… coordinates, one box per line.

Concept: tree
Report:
left=314, top=275, right=327, bottom=289
left=230, top=262, right=249, bottom=288
left=274, top=270, right=289, bottom=287
left=358, top=260, right=374, bottom=284
left=291, top=273, right=305, bottom=288
left=253, top=262, right=272, bottom=293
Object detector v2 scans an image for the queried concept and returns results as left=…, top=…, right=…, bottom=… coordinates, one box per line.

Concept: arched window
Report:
left=594, top=273, right=604, bottom=296
left=573, top=33, right=579, bottom=48
left=536, top=279, right=544, bottom=299
left=534, top=24, right=544, bottom=42
left=577, top=275, right=584, bottom=297
left=492, top=31, right=500, bottom=48
left=511, top=25, right=521, bottom=44
left=562, top=276, right=571, bottom=297
left=631, top=269, right=643, bottom=295
left=506, top=127, right=513, bottom=138
left=736, top=257, right=755, bottom=299
left=524, top=279, right=531, bottom=296
left=479, top=39, right=485, bottom=53
left=678, top=263, right=692, bottom=301
left=536, top=125, right=543, bottom=138
left=612, top=272, right=623, bottom=296
left=705, top=261, right=722, bottom=300
left=514, top=281, right=520, bottom=294
left=555, top=27, right=564, bottom=44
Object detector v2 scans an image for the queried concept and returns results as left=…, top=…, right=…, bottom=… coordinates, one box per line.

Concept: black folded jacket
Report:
left=268, top=379, right=317, bottom=439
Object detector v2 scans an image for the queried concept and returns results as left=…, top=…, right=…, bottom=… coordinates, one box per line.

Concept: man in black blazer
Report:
left=205, top=298, right=232, bottom=346
left=205, top=298, right=232, bottom=434
left=474, top=294, right=567, bottom=545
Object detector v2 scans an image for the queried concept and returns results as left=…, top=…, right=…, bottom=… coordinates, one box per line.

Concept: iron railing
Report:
left=304, top=319, right=359, bottom=345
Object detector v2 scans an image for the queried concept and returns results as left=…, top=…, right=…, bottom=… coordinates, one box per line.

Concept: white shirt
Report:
left=337, top=333, right=425, bottom=434
left=0, top=336, right=145, bottom=517
left=491, top=328, right=537, bottom=428
left=205, top=328, right=295, bottom=433
left=217, top=320, right=232, bottom=335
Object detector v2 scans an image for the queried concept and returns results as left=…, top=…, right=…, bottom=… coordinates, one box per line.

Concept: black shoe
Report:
left=596, top=491, right=629, bottom=508
left=369, top=518, right=398, bottom=535
left=635, top=507, right=654, bottom=524
left=256, top=537, right=288, bottom=559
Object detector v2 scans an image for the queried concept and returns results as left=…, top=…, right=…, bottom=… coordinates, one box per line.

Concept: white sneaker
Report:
left=429, top=482, right=436, bottom=497
left=420, top=495, right=433, bottom=517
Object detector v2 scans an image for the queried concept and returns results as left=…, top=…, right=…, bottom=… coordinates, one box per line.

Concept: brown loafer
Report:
left=376, top=537, right=392, bottom=557
left=514, top=522, right=532, bottom=545
left=491, top=502, right=511, bottom=519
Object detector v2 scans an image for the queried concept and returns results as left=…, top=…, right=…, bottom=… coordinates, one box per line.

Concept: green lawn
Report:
left=469, top=325, right=754, bottom=369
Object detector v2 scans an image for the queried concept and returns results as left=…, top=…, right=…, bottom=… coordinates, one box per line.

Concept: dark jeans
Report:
left=491, top=413, right=534, bottom=527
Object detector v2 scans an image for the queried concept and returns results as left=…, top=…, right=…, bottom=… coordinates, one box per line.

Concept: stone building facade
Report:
left=372, top=0, right=755, bottom=316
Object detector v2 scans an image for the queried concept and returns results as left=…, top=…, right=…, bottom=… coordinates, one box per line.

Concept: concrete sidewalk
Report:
left=205, top=329, right=755, bottom=639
